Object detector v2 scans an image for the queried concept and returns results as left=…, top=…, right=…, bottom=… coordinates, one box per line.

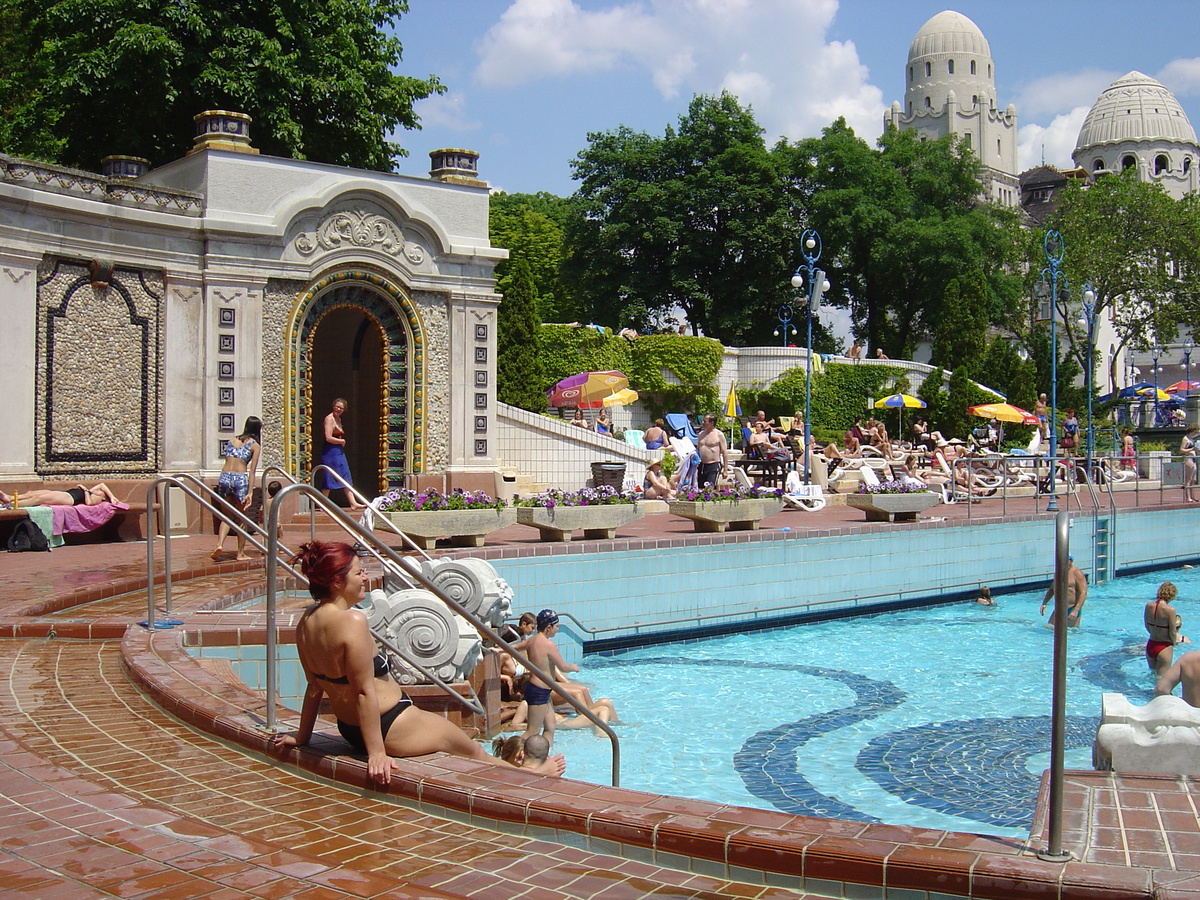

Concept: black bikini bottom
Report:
left=336, top=694, right=412, bottom=753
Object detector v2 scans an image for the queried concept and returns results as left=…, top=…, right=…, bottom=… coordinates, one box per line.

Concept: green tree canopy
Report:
left=1043, top=172, right=1200, bottom=389
left=0, top=0, right=442, bottom=171
left=564, top=92, right=799, bottom=344
left=489, top=191, right=577, bottom=323
left=774, top=120, right=1024, bottom=358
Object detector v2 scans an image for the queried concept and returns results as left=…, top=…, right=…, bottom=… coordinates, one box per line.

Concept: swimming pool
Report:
left=548, top=565, right=1195, bottom=838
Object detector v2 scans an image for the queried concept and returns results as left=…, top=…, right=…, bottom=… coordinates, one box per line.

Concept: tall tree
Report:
left=496, top=259, right=545, bottom=412
left=775, top=121, right=1024, bottom=357
left=564, top=92, right=796, bottom=344
left=490, top=191, right=576, bottom=323
left=1044, top=172, right=1200, bottom=390
left=931, top=273, right=988, bottom=376
left=0, top=0, right=442, bottom=171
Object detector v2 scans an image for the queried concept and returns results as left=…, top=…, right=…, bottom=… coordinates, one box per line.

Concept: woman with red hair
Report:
left=270, top=542, right=518, bottom=783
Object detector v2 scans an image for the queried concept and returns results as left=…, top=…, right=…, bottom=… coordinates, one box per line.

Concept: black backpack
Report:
left=7, top=518, right=50, bottom=552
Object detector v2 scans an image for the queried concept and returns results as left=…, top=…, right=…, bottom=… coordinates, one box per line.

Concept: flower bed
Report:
left=377, top=489, right=514, bottom=550
left=513, top=485, right=642, bottom=542
left=668, top=484, right=783, bottom=533
left=846, top=487, right=940, bottom=522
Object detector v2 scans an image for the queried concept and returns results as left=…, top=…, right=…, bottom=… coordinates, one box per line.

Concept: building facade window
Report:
left=925, top=61, right=931, bottom=76
left=1155, top=154, right=1169, bottom=175
left=1094, top=158, right=1105, bottom=171
left=925, top=96, right=932, bottom=108
left=1122, top=155, right=1137, bottom=171
left=970, top=60, right=976, bottom=75
left=1185, top=157, right=1193, bottom=174
left=948, top=59, right=955, bottom=74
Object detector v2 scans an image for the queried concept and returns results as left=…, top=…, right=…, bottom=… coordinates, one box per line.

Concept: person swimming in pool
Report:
left=522, top=609, right=579, bottom=748
left=1039, top=556, right=1088, bottom=628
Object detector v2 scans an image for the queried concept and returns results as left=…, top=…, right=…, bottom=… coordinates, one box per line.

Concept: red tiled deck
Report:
left=2, top=491, right=1200, bottom=899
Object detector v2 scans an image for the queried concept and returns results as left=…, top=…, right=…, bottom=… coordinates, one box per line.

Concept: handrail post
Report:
left=1039, top=509, right=1072, bottom=861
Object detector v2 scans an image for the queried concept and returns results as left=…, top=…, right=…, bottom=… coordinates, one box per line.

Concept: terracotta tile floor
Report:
left=1, top=489, right=1199, bottom=899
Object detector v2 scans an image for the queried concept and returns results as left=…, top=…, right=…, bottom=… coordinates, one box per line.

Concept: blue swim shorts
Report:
left=524, top=683, right=553, bottom=706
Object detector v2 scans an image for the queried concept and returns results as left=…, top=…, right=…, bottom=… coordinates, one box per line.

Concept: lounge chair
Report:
left=623, top=429, right=647, bottom=451
left=782, top=469, right=826, bottom=511
left=665, top=413, right=699, bottom=443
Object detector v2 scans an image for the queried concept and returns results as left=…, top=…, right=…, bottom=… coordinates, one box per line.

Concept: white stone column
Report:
left=203, top=276, right=265, bottom=473
left=162, top=274, right=205, bottom=471
left=445, top=291, right=500, bottom=481
left=0, top=250, right=40, bottom=475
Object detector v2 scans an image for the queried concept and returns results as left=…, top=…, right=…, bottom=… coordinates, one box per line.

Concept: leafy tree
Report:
left=490, top=191, right=577, bottom=323
left=931, top=274, right=988, bottom=376
left=1044, top=172, right=1200, bottom=389
left=0, top=0, right=442, bottom=171
left=496, top=259, right=545, bottom=412
left=564, top=92, right=797, bottom=344
left=775, top=121, right=1024, bottom=357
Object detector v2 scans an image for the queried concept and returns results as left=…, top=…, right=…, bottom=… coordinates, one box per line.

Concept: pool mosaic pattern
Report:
left=3, top=498, right=1200, bottom=898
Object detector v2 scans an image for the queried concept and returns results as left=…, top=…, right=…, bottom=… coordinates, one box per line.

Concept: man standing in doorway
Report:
left=697, top=414, right=728, bottom=487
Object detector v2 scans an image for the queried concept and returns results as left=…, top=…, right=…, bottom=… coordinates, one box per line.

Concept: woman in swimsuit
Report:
left=320, top=398, right=366, bottom=512
left=0, top=483, right=116, bottom=508
left=270, top=541, right=505, bottom=784
left=1145, top=581, right=1189, bottom=676
left=643, top=419, right=667, bottom=450
left=1182, top=426, right=1198, bottom=502
left=594, top=411, right=612, bottom=435
left=212, top=416, right=261, bottom=561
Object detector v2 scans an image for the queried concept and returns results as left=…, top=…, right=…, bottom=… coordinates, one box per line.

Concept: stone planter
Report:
left=383, top=508, right=517, bottom=550
left=515, top=503, right=644, bottom=542
left=845, top=491, right=941, bottom=522
left=668, top=498, right=783, bottom=533
left=1138, top=450, right=1172, bottom=481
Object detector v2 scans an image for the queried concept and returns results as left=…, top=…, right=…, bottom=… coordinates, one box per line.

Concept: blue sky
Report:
left=390, top=0, right=1200, bottom=197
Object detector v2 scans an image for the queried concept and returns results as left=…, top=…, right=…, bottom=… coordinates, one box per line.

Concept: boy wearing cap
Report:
left=523, top=609, right=579, bottom=747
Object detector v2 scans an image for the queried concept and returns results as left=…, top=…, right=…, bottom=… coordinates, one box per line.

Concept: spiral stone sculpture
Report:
left=417, top=557, right=513, bottom=627
left=360, top=588, right=481, bottom=685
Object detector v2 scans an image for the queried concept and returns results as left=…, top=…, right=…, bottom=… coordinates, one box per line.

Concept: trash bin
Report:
left=591, top=461, right=626, bottom=489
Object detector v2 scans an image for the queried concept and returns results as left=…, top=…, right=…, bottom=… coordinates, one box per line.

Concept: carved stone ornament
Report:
left=294, top=208, right=425, bottom=264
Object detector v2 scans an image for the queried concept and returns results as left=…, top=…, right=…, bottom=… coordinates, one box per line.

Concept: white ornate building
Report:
left=1073, top=71, right=1200, bottom=200
left=0, top=111, right=507, bottom=493
left=884, top=9, right=1019, bottom=208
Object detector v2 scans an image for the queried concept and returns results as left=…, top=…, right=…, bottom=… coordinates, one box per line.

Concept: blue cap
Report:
left=537, top=609, right=559, bottom=630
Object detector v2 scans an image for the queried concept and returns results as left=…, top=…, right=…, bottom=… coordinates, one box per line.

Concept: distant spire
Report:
left=1041, top=143, right=1045, bottom=166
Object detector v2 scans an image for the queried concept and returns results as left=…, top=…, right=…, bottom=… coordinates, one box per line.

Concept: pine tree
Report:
left=496, top=259, right=545, bottom=412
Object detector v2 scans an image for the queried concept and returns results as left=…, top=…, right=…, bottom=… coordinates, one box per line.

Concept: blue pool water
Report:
left=548, top=565, right=1199, bottom=837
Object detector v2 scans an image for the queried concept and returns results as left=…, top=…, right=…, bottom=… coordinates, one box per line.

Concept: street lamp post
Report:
left=1152, top=344, right=1162, bottom=427
left=790, top=228, right=828, bottom=486
left=1184, top=342, right=1193, bottom=397
left=773, top=304, right=796, bottom=347
left=1039, top=230, right=1068, bottom=512
left=1078, top=283, right=1096, bottom=472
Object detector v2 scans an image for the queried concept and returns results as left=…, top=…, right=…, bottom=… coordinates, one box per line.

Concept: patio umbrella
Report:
left=546, top=371, right=629, bottom=408
left=875, top=392, right=926, bottom=438
left=601, top=388, right=639, bottom=407
left=724, top=383, right=742, bottom=445
left=967, top=402, right=1039, bottom=425
left=1136, top=386, right=1174, bottom=401
left=874, top=394, right=925, bottom=409
left=1167, top=381, right=1200, bottom=393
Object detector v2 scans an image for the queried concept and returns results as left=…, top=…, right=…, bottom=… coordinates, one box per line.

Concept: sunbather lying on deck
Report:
left=1, top=483, right=117, bottom=508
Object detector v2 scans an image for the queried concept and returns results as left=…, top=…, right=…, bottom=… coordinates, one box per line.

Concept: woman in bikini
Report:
left=1145, top=581, right=1189, bottom=676
left=0, top=483, right=117, bottom=508
left=270, top=541, right=523, bottom=783
left=1182, top=426, right=1198, bottom=502
left=212, top=416, right=261, bottom=560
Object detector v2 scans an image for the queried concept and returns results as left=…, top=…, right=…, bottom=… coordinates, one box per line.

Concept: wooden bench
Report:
left=735, top=457, right=787, bottom=488
left=0, top=499, right=155, bottom=543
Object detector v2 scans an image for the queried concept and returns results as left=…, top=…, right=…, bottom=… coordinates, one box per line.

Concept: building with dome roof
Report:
left=885, top=9, right=1019, bottom=208
left=1073, top=71, right=1200, bottom=200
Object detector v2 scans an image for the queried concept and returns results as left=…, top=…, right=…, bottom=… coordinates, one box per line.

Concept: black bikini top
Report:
left=311, top=653, right=390, bottom=685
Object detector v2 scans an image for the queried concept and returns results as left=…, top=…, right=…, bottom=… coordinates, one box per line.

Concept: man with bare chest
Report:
left=696, top=414, right=728, bottom=486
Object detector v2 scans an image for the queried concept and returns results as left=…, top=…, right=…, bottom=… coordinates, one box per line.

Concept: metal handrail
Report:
left=265, top=482, right=622, bottom=786
left=1039, top=509, right=1072, bottom=861
left=143, top=475, right=305, bottom=629
left=308, top=465, right=433, bottom=559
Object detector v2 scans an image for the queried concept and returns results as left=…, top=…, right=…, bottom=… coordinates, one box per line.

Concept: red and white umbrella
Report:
left=546, top=371, right=629, bottom=408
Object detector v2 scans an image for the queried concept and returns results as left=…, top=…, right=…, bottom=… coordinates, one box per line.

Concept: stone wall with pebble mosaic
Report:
left=261, top=278, right=305, bottom=475
left=35, top=257, right=163, bottom=475
left=413, top=288, right=449, bottom=472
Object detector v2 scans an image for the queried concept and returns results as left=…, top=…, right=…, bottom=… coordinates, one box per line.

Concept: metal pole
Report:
left=1039, top=509, right=1073, bottom=861
left=775, top=304, right=795, bottom=348
left=1153, top=346, right=1161, bottom=426
left=1042, top=231, right=1067, bottom=512
left=792, top=229, right=823, bottom=486
left=1082, top=284, right=1095, bottom=472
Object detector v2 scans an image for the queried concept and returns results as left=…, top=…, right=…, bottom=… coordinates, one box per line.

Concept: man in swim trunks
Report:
left=522, top=609, right=578, bottom=747
left=1145, top=582, right=1189, bottom=675
left=1157, top=651, right=1200, bottom=708
left=1039, top=556, right=1088, bottom=628
left=696, top=414, right=728, bottom=487
left=1034, top=393, right=1049, bottom=440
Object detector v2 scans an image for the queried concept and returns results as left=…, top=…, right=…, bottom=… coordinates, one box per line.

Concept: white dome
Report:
left=1075, top=72, right=1197, bottom=151
left=908, top=10, right=991, bottom=61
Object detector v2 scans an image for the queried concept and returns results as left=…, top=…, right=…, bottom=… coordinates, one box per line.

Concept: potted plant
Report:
left=377, top=488, right=515, bottom=550
left=668, top=483, right=783, bottom=533
left=845, top=480, right=941, bottom=522
left=513, top=485, right=643, bottom=541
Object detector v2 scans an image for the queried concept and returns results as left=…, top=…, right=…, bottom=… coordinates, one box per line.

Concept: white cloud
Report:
left=413, top=90, right=481, bottom=132
left=1017, top=106, right=1090, bottom=173
left=1013, top=69, right=1117, bottom=120
left=1158, top=58, right=1200, bottom=97
left=475, top=0, right=884, bottom=143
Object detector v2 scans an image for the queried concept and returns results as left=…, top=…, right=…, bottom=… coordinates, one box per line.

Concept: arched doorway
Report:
left=287, top=270, right=425, bottom=494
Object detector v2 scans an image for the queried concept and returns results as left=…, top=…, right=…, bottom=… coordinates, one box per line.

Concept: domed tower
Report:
left=1073, top=72, right=1199, bottom=199
left=885, top=10, right=1019, bottom=207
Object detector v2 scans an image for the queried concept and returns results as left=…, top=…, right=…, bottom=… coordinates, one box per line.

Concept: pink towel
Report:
left=51, top=501, right=129, bottom=536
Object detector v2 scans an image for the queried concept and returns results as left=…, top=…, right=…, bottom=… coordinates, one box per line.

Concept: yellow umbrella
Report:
left=968, top=402, right=1039, bottom=425
left=601, top=388, right=639, bottom=407
left=724, top=382, right=742, bottom=418
left=1136, top=386, right=1173, bottom=401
